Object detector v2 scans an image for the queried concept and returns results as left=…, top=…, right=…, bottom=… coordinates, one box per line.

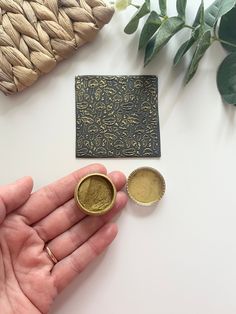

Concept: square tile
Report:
left=75, top=75, right=161, bottom=158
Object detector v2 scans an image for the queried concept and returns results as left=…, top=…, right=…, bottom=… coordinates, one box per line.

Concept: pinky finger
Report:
left=52, top=223, right=118, bottom=293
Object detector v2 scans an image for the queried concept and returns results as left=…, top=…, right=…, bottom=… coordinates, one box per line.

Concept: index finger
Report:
left=0, top=176, right=33, bottom=224
left=18, top=164, right=107, bottom=225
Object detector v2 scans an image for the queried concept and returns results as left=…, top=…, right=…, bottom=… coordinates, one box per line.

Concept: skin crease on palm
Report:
left=0, top=164, right=128, bottom=314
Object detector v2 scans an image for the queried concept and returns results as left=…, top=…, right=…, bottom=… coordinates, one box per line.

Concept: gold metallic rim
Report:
left=45, top=245, right=58, bottom=264
left=127, top=167, right=166, bottom=206
left=74, top=173, right=117, bottom=216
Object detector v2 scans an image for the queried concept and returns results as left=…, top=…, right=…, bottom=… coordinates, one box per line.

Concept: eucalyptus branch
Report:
left=119, top=0, right=236, bottom=105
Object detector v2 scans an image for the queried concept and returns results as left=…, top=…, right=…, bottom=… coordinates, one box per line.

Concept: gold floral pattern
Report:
left=75, top=75, right=161, bottom=158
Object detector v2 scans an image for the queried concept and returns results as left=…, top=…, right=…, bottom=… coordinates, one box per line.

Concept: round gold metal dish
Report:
left=74, top=173, right=117, bottom=216
left=127, top=167, right=166, bottom=206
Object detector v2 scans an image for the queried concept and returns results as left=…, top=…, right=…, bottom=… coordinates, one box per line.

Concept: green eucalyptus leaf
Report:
left=159, top=0, right=167, bottom=16
left=193, top=0, right=204, bottom=27
left=124, top=0, right=150, bottom=34
left=199, top=0, right=205, bottom=27
left=174, top=27, right=201, bottom=65
left=176, top=0, right=187, bottom=19
left=174, top=40, right=192, bottom=65
left=185, top=30, right=211, bottom=84
left=217, top=52, right=236, bottom=104
left=174, top=1, right=203, bottom=67
left=193, top=0, right=205, bottom=31
left=219, top=6, right=236, bottom=52
left=139, top=11, right=162, bottom=50
left=144, top=16, right=185, bottom=66
left=204, top=0, right=236, bottom=29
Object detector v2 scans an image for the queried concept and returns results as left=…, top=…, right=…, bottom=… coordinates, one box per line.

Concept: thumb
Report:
left=0, top=176, right=33, bottom=224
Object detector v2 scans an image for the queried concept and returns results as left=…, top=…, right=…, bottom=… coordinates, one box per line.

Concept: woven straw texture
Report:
left=0, top=0, right=114, bottom=95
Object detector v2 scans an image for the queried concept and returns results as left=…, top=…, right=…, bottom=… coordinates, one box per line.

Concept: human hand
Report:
left=0, top=164, right=128, bottom=314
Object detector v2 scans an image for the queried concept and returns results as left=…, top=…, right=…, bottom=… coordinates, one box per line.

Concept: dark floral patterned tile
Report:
left=75, top=75, right=161, bottom=158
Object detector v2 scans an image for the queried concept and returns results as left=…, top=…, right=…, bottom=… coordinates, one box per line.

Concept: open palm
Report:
left=0, top=164, right=127, bottom=314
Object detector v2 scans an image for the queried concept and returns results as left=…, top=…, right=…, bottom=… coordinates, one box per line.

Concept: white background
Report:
left=1, top=0, right=236, bottom=313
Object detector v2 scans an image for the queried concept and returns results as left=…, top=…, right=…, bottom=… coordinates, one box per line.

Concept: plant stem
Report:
left=130, top=3, right=140, bottom=8
left=213, top=23, right=217, bottom=39
left=214, top=37, right=236, bottom=49
left=184, top=24, right=194, bottom=30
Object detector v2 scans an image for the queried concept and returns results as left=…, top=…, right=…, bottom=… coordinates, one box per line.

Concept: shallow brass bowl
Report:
left=127, top=167, right=166, bottom=206
left=74, top=173, right=117, bottom=216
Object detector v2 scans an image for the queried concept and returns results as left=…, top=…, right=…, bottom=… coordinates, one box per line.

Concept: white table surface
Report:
left=1, top=1, right=236, bottom=313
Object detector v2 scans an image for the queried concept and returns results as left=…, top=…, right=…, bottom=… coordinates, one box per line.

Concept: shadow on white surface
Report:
left=126, top=198, right=165, bottom=218
left=51, top=251, right=109, bottom=314
left=224, top=102, right=236, bottom=123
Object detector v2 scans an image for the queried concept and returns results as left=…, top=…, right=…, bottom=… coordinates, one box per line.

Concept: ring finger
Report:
left=46, top=191, right=127, bottom=261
